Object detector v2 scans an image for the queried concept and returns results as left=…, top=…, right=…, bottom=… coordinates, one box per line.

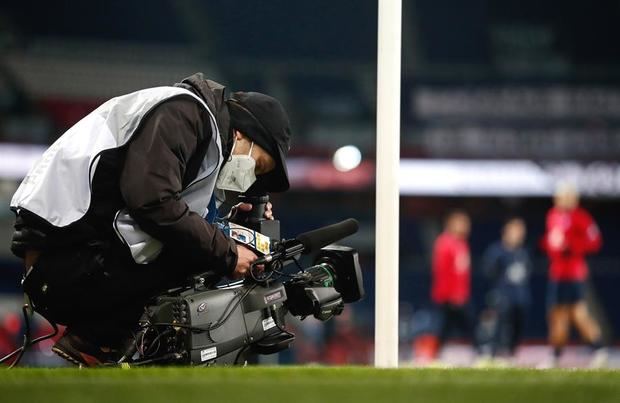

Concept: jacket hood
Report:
left=175, top=73, right=233, bottom=157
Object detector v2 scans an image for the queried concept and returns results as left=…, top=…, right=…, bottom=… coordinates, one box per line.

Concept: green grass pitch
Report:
left=1, top=367, right=619, bottom=403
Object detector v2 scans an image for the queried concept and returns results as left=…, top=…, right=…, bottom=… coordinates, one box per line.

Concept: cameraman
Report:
left=9, top=73, right=292, bottom=366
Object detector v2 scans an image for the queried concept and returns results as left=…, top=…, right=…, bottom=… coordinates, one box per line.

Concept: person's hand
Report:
left=264, top=202, right=273, bottom=220
left=548, top=229, right=565, bottom=251
left=233, top=202, right=274, bottom=220
left=232, top=243, right=257, bottom=279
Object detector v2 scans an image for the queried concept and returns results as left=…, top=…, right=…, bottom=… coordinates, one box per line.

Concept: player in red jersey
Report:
left=541, top=184, right=606, bottom=367
left=431, top=210, right=476, bottom=355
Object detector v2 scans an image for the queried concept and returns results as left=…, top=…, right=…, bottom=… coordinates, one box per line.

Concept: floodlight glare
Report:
left=333, top=145, right=362, bottom=172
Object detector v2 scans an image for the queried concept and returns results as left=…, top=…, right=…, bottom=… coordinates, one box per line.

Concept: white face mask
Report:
left=216, top=139, right=257, bottom=192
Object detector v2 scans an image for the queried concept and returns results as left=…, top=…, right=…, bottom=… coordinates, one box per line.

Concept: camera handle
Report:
left=231, top=193, right=280, bottom=240
left=235, top=194, right=269, bottom=224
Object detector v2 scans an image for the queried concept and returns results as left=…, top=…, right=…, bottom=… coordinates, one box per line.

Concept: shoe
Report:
left=472, top=355, right=494, bottom=368
left=536, top=355, right=558, bottom=369
left=589, top=348, right=609, bottom=369
left=473, top=356, right=511, bottom=368
left=52, top=330, right=121, bottom=367
left=424, top=360, right=454, bottom=369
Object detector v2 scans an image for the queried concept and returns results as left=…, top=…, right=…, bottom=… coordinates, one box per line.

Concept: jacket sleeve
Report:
left=541, top=210, right=564, bottom=260
left=432, top=238, right=452, bottom=296
left=569, top=210, right=602, bottom=256
left=119, top=96, right=237, bottom=276
left=481, top=245, right=499, bottom=280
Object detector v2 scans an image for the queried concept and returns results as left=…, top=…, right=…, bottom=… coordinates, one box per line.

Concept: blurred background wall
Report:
left=0, top=0, right=619, bottom=365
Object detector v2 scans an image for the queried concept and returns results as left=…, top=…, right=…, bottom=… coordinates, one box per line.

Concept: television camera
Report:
left=120, top=193, right=364, bottom=366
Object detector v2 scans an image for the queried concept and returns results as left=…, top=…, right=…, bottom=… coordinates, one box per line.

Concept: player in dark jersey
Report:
left=482, top=217, right=531, bottom=359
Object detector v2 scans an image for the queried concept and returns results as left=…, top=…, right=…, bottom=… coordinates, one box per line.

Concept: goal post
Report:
left=374, top=0, right=402, bottom=368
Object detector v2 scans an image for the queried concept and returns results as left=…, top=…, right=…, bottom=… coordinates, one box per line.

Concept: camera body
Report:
left=133, top=194, right=364, bottom=366
left=143, top=280, right=289, bottom=364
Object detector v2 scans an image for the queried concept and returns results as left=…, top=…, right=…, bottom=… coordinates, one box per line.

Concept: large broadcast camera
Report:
left=122, top=193, right=364, bottom=366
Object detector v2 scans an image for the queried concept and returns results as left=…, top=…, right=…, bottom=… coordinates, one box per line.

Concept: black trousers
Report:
left=436, top=303, right=477, bottom=350
left=22, top=243, right=198, bottom=347
left=491, top=303, right=527, bottom=356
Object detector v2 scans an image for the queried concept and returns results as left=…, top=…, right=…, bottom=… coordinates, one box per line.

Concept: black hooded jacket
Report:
left=12, top=73, right=238, bottom=276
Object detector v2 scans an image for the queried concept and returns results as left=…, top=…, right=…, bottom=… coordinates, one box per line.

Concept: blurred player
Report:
left=481, top=217, right=531, bottom=359
left=431, top=210, right=477, bottom=358
left=541, top=184, right=605, bottom=368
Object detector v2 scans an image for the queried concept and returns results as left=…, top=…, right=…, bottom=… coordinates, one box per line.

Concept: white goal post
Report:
left=374, top=0, right=402, bottom=368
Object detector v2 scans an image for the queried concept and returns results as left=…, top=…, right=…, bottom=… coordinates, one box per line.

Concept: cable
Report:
left=269, top=305, right=295, bottom=339
left=126, top=352, right=183, bottom=366
left=292, top=257, right=304, bottom=271
left=250, top=263, right=274, bottom=282
left=116, top=330, right=140, bottom=364
left=147, top=283, right=257, bottom=334
left=144, top=328, right=173, bottom=357
left=204, top=284, right=257, bottom=332
left=233, top=344, right=251, bottom=365
left=7, top=305, right=31, bottom=369
left=270, top=260, right=295, bottom=279
left=145, top=284, right=259, bottom=353
left=1, top=304, right=59, bottom=368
